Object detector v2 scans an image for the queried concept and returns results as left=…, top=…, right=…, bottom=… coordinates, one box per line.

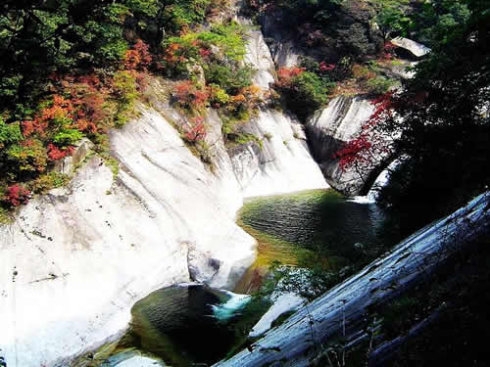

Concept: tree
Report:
left=339, top=0, right=490, bottom=229
left=275, top=68, right=330, bottom=121
left=371, top=0, right=411, bottom=41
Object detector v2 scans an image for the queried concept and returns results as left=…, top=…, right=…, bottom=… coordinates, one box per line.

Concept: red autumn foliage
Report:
left=124, top=39, right=152, bottom=70
left=21, top=119, right=48, bottom=137
left=75, top=119, right=98, bottom=133
left=21, top=95, right=76, bottom=138
left=319, top=61, right=336, bottom=72
left=76, top=75, right=101, bottom=90
left=135, top=71, right=149, bottom=92
left=277, top=66, right=305, bottom=83
left=4, top=184, right=31, bottom=207
left=163, top=43, right=182, bottom=64
left=199, top=48, right=212, bottom=58
left=335, top=92, right=395, bottom=172
left=5, top=40, right=152, bottom=209
left=53, top=74, right=116, bottom=134
left=184, top=116, right=207, bottom=142
left=47, top=143, right=75, bottom=161
left=174, top=81, right=209, bottom=110
left=369, top=92, right=394, bottom=125
left=384, top=41, right=396, bottom=52
left=74, top=93, right=106, bottom=125
left=383, top=41, right=397, bottom=60
left=336, top=135, right=373, bottom=171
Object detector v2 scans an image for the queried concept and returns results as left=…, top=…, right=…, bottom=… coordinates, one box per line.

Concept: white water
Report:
left=116, top=355, right=165, bottom=367
left=212, top=291, right=252, bottom=321
left=349, top=159, right=402, bottom=204
left=244, top=27, right=276, bottom=89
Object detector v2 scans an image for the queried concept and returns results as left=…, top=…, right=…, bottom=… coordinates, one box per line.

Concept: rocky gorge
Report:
left=1, top=2, right=488, bottom=366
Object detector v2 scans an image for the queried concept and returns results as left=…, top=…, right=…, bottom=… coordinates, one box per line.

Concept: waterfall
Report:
left=350, top=158, right=402, bottom=204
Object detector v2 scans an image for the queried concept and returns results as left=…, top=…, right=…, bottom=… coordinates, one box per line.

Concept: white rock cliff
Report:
left=0, top=30, right=327, bottom=367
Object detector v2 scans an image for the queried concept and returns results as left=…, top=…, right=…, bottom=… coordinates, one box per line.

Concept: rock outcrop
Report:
left=0, top=27, right=327, bottom=367
left=306, top=95, right=377, bottom=195
left=391, top=37, right=432, bottom=58
left=216, top=192, right=490, bottom=366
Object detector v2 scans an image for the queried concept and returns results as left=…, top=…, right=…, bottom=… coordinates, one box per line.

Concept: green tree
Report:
left=375, top=0, right=490, bottom=228
left=371, top=0, right=411, bottom=41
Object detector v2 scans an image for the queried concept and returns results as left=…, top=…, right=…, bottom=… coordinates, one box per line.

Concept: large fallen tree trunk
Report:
left=216, top=192, right=490, bottom=367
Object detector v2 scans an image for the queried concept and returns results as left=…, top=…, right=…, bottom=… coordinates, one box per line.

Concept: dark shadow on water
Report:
left=129, top=285, right=236, bottom=366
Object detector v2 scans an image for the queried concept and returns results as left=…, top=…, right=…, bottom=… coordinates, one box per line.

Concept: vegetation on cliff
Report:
left=337, top=0, right=489, bottom=231
left=0, top=0, right=260, bottom=213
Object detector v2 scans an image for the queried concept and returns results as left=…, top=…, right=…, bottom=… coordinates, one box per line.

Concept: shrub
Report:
left=123, top=39, right=152, bottom=71
left=30, top=172, right=70, bottom=194
left=365, top=76, right=395, bottom=95
left=7, top=139, right=47, bottom=174
left=3, top=184, right=31, bottom=207
left=183, top=116, right=207, bottom=143
left=0, top=119, right=23, bottom=148
left=174, top=80, right=209, bottom=112
left=208, top=84, right=231, bottom=106
left=163, top=37, right=201, bottom=76
left=162, top=0, right=211, bottom=32
left=276, top=70, right=330, bottom=120
left=162, top=23, right=249, bottom=77
left=197, top=23, right=247, bottom=61
left=53, top=129, right=84, bottom=146
left=204, top=63, right=254, bottom=94
left=112, top=70, right=139, bottom=102
left=47, top=143, right=75, bottom=161
left=351, top=63, right=377, bottom=81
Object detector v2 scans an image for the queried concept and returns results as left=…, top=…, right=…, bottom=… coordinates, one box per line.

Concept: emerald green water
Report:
left=101, top=189, right=400, bottom=366
left=240, top=189, right=399, bottom=270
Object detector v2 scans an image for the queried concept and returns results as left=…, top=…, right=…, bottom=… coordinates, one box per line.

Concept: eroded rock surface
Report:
left=306, top=96, right=377, bottom=195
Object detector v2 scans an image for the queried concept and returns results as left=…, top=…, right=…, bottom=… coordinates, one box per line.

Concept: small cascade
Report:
left=349, top=159, right=401, bottom=204
left=212, top=291, right=251, bottom=321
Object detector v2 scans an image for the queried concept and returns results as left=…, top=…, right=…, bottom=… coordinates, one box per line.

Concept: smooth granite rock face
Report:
left=306, top=96, right=377, bottom=195
left=0, top=25, right=327, bottom=367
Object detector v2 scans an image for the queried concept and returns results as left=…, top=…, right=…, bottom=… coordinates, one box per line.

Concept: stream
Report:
left=100, top=189, right=399, bottom=366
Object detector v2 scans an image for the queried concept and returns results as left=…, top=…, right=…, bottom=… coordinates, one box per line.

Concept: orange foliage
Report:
left=277, top=66, right=305, bottom=82
left=174, top=81, right=209, bottom=110
left=124, top=39, right=152, bottom=70
left=231, top=94, right=247, bottom=104
left=240, top=85, right=263, bottom=105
